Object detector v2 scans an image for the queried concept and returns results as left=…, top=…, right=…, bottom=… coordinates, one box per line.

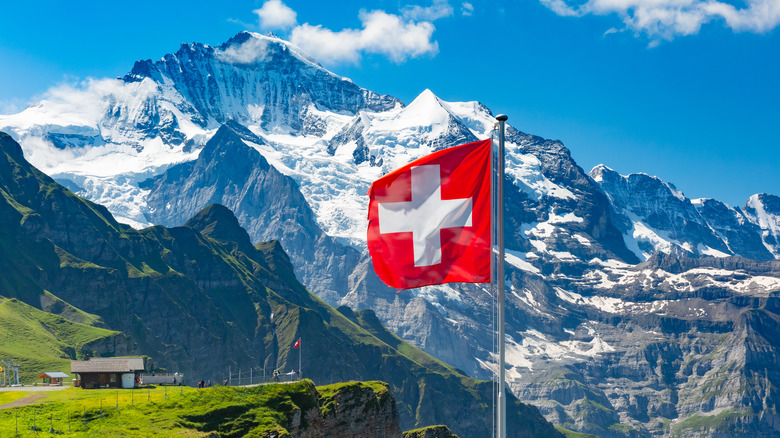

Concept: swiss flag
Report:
left=367, top=139, right=492, bottom=289
left=293, top=338, right=300, bottom=348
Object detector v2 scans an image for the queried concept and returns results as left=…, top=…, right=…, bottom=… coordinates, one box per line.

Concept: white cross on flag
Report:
left=367, top=139, right=492, bottom=289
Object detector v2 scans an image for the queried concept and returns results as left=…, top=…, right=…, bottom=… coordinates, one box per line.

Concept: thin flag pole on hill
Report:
left=495, top=114, right=508, bottom=438
left=293, top=338, right=301, bottom=379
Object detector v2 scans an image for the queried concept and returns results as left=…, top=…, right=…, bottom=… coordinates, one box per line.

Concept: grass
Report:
left=0, top=380, right=392, bottom=437
left=554, top=426, right=599, bottom=438
left=672, top=409, right=750, bottom=433
left=572, top=398, right=613, bottom=417
left=608, top=422, right=637, bottom=433
left=317, top=381, right=390, bottom=417
left=0, top=381, right=324, bottom=437
left=0, top=392, right=28, bottom=406
left=0, top=298, right=119, bottom=382
left=317, top=380, right=389, bottom=399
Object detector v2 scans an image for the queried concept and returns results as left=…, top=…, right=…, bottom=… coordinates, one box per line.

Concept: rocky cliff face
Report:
left=290, top=382, right=403, bottom=438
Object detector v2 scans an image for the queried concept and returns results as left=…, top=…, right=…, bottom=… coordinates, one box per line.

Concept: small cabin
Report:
left=71, top=357, right=145, bottom=389
left=37, top=371, right=69, bottom=386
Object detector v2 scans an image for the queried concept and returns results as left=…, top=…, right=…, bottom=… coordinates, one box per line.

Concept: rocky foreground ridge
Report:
left=265, top=381, right=404, bottom=438
left=1, top=32, right=779, bottom=437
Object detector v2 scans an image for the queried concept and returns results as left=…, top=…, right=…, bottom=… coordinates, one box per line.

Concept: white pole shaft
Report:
left=496, top=114, right=508, bottom=438
left=299, top=339, right=301, bottom=379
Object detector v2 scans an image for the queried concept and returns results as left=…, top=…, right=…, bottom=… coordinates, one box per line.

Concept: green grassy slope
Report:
left=0, top=381, right=394, bottom=437
left=0, top=298, right=119, bottom=382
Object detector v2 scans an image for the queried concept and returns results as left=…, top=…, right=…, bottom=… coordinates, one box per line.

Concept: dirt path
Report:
left=0, top=393, right=46, bottom=409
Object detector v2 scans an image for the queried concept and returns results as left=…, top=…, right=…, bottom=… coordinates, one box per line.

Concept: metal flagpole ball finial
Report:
left=496, top=114, right=508, bottom=122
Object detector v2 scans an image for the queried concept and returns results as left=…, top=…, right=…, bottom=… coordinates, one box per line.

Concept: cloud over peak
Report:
left=215, top=37, right=270, bottom=64
left=290, top=10, right=439, bottom=64
left=254, top=0, right=297, bottom=30
left=251, top=0, right=451, bottom=64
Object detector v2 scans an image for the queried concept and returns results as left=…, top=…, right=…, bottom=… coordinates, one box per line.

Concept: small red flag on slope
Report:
left=293, top=339, right=300, bottom=348
left=367, top=139, right=492, bottom=289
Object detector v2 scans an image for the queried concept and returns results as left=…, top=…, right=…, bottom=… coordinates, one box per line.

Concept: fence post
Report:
left=116, top=390, right=119, bottom=409
left=50, top=412, right=53, bottom=433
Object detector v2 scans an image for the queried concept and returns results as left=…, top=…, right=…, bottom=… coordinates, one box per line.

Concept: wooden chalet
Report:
left=71, top=357, right=145, bottom=389
left=37, top=371, right=69, bottom=386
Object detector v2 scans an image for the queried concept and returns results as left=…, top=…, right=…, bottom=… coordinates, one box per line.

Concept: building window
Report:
left=110, top=374, right=117, bottom=383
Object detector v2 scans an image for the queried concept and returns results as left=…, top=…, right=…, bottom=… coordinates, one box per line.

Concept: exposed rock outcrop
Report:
left=403, top=425, right=460, bottom=438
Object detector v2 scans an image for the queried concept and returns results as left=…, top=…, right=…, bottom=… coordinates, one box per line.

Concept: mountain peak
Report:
left=745, top=193, right=780, bottom=240
left=217, top=31, right=323, bottom=69
left=748, top=193, right=780, bottom=212
left=588, top=164, right=618, bottom=182
left=408, top=88, right=441, bottom=108
left=184, top=203, right=255, bottom=252
left=223, top=30, right=254, bottom=46
left=0, top=131, right=24, bottom=160
left=403, top=89, right=452, bottom=125
left=198, top=125, right=271, bottom=171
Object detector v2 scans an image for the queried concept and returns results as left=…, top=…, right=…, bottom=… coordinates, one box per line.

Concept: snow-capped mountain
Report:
left=591, top=165, right=778, bottom=261
left=744, top=193, right=780, bottom=256
left=0, top=31, right=398, bottom=229
left=2, top=31, right=780, bottom=437
left=123, top=31, right=399, bottom=133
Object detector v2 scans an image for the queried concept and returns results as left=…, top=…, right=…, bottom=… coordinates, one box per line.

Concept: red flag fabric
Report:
left=293, top=339, right=300, bottom=348
left=367, top=139, right=492, bottom=289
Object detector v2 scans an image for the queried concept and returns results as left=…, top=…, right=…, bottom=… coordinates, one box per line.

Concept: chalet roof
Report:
left=71, top=357, right=145, bottom=373
left=38, top=372, right=69, bottom=378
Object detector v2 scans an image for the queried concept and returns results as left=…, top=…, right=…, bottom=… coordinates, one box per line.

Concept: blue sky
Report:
left=0, top=0, right=778, bottom=206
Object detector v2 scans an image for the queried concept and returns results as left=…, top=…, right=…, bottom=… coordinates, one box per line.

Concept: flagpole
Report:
left=496, top=114, right=508, bottom=438
left=298, top=338, right=302, bottom=380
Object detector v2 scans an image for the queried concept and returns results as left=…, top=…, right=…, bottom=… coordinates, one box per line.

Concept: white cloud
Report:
left=461, top=2, right=475, bottom=16
left=540, top=0, right=780, bottom=41
left=253, top=0, right=297, bottom=30
left=290, top=9, right=440, bottom=64
left=403, top=0, right=454, bottom=20
left=215, top=37, right=270, bottom=64
left=539, top=0, right=580, bottom=17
